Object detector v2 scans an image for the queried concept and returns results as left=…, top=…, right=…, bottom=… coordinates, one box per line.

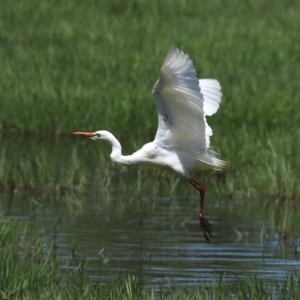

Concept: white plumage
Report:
left=152, top=48, right=224, bottom=174
left=74, top=47, right=225, bottom=242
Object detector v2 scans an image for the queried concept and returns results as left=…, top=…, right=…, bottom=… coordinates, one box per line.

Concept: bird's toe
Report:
left=199, top=216, right=213, bottom=243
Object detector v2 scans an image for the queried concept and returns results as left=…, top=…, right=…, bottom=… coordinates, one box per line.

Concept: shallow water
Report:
left=6, top=193, right=300, bottom=290
left=1, top=136, right=300, bottom=290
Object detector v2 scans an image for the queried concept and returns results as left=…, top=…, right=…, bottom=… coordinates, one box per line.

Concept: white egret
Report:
left=74, top=48, right=225, bottom=242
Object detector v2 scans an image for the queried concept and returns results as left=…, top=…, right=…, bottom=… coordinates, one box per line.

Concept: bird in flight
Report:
left=74, top=48, right=225, bottom=242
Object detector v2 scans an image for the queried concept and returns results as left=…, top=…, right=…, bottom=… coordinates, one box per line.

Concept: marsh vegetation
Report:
left=1, top=0, right=300, bottom=298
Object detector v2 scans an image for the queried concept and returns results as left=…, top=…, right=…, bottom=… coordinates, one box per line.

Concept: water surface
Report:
left=1, top=136, right=300, bottom=290
left=6, top=194, right=300, bottom=290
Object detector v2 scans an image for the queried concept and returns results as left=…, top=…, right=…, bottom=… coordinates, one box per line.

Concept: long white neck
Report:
left=104, top=132, right=135, bottom=165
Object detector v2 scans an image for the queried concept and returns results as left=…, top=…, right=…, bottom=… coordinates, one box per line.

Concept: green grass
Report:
left=0, top=0, right=299, bottom=204
left=1, top=0, right=300, bottom=297
left=1, top=0, right=299, bottom=135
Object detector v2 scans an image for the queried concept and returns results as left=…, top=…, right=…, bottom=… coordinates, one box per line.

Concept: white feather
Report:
left=199, top=79, right=222, bottom=117
left=151, top=48, right=224, bottom=169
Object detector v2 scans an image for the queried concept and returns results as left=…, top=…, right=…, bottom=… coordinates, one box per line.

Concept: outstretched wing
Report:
left=200, top=79, right=222, bottom=117
left=199, top=79, right=222, bottom=147
left=153, top=48, right=213, bottom=153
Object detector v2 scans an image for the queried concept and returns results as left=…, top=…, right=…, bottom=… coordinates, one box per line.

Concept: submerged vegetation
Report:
left=0, top=0, right=300, bottom=298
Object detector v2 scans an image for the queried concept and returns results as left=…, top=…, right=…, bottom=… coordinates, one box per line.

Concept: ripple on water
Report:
left=6, top=195, right=300, bottom=290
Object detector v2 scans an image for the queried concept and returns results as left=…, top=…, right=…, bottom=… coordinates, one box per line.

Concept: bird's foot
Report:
left=199, top=215, right=213, bottom=243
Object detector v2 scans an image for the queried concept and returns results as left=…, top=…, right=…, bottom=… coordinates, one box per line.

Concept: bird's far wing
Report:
left=199, top=79, right=222, bottom=116
left=152, top=48, right=207, bottom=152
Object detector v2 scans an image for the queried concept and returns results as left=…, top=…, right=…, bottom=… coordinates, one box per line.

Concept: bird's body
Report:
left=74, top=48, right=225, bottom=242
left=101, top=131, right=193, bottom=175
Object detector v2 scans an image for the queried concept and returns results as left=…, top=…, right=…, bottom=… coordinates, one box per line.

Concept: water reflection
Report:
left=6, top=194, right=300, bottom=290
left=1, top=136, right=300, bottom=290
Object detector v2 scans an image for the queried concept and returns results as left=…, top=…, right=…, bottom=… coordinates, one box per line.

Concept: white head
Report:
left=73, top=130, right=120, bottom=147
left=90, top=130, right=114, bottom=141
left=73, top=130, right=110, bottom=140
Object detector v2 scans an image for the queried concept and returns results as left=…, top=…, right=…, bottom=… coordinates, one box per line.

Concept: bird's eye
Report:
left=91, top=133, right=101, bottom=140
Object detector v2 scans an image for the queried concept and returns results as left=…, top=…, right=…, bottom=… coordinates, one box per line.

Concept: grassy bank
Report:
left=0, top=214, right=300, bottom=299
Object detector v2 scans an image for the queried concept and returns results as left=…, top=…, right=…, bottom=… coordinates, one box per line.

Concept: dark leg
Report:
left=189, top=178, right=213, bottom=243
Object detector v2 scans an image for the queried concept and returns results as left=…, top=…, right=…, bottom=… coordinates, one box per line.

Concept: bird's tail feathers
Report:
left=198, top=150, right=227, bottom=170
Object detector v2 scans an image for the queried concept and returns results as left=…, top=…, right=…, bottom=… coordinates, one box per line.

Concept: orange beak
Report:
left=73, top=131, right=95, bottom=137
